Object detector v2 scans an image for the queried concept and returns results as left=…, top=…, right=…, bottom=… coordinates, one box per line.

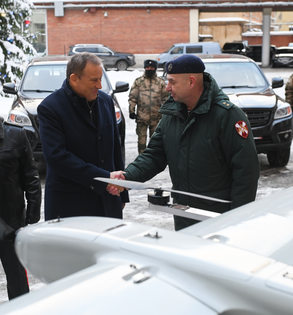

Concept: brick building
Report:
left=31, top=1, right=293, bottom=56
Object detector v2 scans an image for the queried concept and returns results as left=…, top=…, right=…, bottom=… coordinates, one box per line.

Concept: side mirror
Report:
left=272, top=77, right=284, bottom=89
left=113, top=81, right=129, bottom=93
left=3, top=82, right=17, bottom=95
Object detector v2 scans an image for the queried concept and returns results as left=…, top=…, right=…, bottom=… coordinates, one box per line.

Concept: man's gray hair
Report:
left=67, top=52, right=102, bottom=80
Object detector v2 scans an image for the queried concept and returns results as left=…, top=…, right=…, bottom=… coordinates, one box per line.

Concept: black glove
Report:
left=25, top=203, right=41, bottom=225
left=25, top=214, right=40, bottom=225
left=129, top=113, right=137, bottom=120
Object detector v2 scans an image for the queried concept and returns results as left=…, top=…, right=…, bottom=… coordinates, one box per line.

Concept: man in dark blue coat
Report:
left=38, top=52, right=128, bottom=220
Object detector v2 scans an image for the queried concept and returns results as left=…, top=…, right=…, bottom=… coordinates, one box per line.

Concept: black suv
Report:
left=222, top=41, right=251, bottom=56
left=201, top=54, right=293, bottom=167
left=246, top=45, right=276, bottom=64
left=3, top=56, right=128, bottom=161
left=68, top=44, right=136, bottom=71
left=272, top=46, right=293, bottom=68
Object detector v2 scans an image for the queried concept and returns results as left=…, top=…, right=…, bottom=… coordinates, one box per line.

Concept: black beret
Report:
left=165, top=55, right=205, bottom=74
left=144, top=59, right=158, bottom=70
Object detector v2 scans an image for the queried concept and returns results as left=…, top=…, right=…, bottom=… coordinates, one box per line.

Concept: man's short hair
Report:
left=67, top=52, right=102, bottom=80
left=165, top=55, right=205, bottom=74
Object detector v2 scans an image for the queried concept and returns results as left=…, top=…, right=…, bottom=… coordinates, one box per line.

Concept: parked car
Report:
left=246, top=44, right=276, bottom=64
left=203, top=54, right=293, bottom=166
left=271, top=46, right=293, bottom=68
left=222, top=41, right=251, bottom=56
left=68, top=44, right=136, bottom=71
left=156, top=42, right=221, bottom=69
left=163, top=54, right=293, bottom=167
left=2, top=56, right=128, bottom=161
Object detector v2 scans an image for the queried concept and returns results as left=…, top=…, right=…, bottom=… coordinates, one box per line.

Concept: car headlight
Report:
left=8, top=110, right=32, bottom=126
left=114, top=103, right=122, bottom=124
left=127, top=55, right=134, bottom=61
left=274, top=103, right=292, bottom=120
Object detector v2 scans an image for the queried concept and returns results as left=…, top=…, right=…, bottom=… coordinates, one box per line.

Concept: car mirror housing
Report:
left=3, top=82, right=18, bottom=95
left=114, top=81, right=129, bottom=93
left=272, top=77, right=284, bottom=89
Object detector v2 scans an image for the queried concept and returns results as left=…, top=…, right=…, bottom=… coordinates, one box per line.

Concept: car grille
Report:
left=35, top=143, right=43, bottom=152
left=242, top=110, right=271, bottom=127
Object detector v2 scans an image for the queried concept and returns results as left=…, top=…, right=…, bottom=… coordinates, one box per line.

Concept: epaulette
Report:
left=215, top=100, right=235, bottom=110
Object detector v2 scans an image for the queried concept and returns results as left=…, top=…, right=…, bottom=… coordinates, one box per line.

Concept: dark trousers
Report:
left=0, top=241, right=29, bottom=300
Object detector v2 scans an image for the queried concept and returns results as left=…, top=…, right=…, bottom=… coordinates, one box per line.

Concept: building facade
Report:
left=30, top=1, right=293, bottom=56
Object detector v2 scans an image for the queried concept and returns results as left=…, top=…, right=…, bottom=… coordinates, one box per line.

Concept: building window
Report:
left=29, top=10, right=46, bottom=55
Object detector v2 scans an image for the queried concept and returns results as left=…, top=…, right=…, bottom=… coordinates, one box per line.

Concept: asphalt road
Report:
left=1, top=66, right=293, bottom=304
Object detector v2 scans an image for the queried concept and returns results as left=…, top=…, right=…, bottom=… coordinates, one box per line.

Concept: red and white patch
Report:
left=235, top=121, right=249, bottom=139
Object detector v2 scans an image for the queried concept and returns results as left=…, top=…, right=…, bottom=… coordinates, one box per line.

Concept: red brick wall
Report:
left=243, top=34, right=293, bottom=47
left=47, top=8, right=190, bottom=55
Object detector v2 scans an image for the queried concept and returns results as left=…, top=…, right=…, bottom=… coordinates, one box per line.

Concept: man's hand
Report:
left=25, top=214, right=40, bottom=225
left=107, top=171, right=126, bottom=196
left=25, top=203, right=41, bottom=225
left=129, top=113, right=137, bottom=120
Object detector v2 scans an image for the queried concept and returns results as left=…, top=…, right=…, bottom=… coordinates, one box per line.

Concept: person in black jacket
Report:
left=0, top=117, right=41, bottom=300
left=38, top=52, right=128, bottom=221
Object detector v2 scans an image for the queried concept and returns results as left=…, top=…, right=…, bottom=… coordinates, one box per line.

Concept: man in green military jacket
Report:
left=109, top=54, right=260, bottom=231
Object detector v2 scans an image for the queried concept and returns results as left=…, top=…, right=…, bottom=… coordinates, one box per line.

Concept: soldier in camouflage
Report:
left=285, top=74, right=293, bottom=109
left=128, top=59, right=169, bottom=154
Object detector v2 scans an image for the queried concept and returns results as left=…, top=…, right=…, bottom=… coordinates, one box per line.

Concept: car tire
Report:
left=267, top=148, right=290, bottom=167
left=116, top=61, right=128, bottom=71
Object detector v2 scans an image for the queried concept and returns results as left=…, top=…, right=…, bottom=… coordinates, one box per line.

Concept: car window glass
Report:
left=21, top=65, right=110, bottom=93
left=204, top=62, right=267, bottom=88
left=223, top=43, right=243, bottom=50
left=75, top=48, right=84, bottom=52
left=164, top=45, right=174, bottom=53
left=276, top=49, right=293, bottom=54
left=186, top=46, right=202, bottom=53
left=171, top=46, right=184, bottom=54
left=84, top=47, right=97, bottom=53
left=99, top=48, right=111, bottom=54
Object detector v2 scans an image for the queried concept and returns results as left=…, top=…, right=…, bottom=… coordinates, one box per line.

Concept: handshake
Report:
left=107, top=171, right=127, bottom=196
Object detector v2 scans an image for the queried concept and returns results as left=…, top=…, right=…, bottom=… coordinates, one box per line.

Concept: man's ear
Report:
left=70, top=73, right=78, bottom=86
left=189, top=75, right=196, bottom=89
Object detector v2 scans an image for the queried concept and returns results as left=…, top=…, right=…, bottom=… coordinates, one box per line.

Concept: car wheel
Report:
left=267, top=148, right=290, bottom=167
left=116, top=61, right=128, bottom=71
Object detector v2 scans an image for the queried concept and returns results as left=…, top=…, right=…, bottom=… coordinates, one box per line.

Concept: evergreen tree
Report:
left=0, top=0, right=37, bottom=84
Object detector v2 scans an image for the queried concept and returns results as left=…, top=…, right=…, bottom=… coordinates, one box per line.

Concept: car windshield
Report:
left=204, top=62, right=267, bottom=89
left=164, top=45, right=174, bottom=53
left=223, top=43, right=243, bottom=50
left=275, top=49, right=293, bottom=54
left=21, top=65, right=110, bottom=93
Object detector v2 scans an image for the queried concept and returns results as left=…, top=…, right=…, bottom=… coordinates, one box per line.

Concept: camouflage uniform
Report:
left=129, top=73, right=169, bottom=154
left=285, top=74, right=293, bottom=109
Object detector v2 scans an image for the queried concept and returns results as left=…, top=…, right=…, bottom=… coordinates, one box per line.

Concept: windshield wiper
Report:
left=23, top=89, right=55, bottom=93
left=221, top=85, right=256, bottom=89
